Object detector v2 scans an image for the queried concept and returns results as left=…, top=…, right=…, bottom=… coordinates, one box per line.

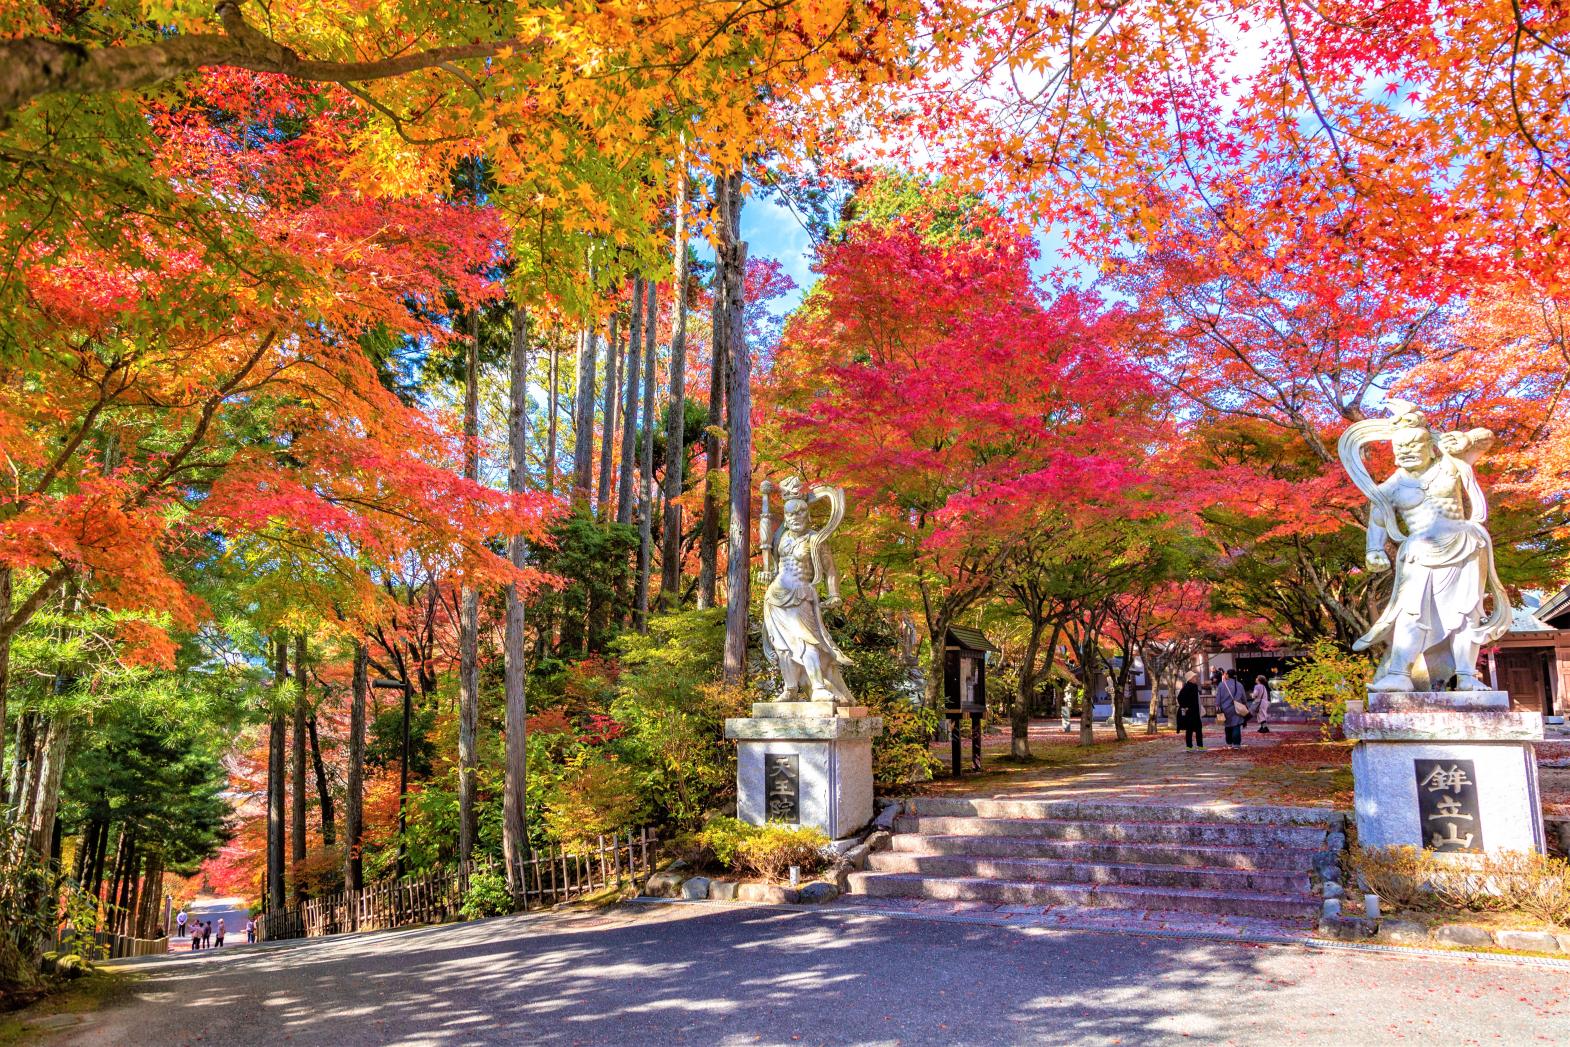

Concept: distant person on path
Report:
left=202, top=921, right=213, bottom=949
left=1217, top=669, right=1248, bottom=749
left=1176, top=674, right=1204, bottom=750
left=216, top=918, right=226, bottom=947
left=1252, top=675, right=1272, bottom=734
left=176, top=908, right=187, bottom=938
left=190, top=928, right=201, bottom=951
left=246, top=917, right=256, bottom=944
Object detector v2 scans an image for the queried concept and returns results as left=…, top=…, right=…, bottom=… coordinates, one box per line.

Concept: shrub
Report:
left=698, top=816, right=760, bottom=869
left=736, top=825, right=831, bottom=883
left=543, top=756, right=649, bottom=848
left=1353, top=845, right=1570, bottom=926
left=459, top=871, right=515, bottom=920
left=1279, top=639, right=1373, bottom=734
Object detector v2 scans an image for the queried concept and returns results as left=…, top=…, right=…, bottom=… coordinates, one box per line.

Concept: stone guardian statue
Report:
left=757, top=476, right=853, bottom=704
left=1337, top=399, right=1512, bottom=691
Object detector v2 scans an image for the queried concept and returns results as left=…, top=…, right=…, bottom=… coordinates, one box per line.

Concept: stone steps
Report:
left=848, top=799, right=1332, bottom=921
left=893, top=814, right=1327, bottom=849
left=865, top=851, right=1311, bottom=894
left=844, top=871, right=1321, bottom=919
left=890, top=833, right=1315, bottom=871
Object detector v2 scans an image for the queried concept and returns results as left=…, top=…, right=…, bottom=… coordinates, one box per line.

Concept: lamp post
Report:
left=372, top=676, right=413, bottom=879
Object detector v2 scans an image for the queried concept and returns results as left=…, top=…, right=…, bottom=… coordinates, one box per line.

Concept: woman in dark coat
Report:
left=1175, top=673, right=1203, bottom=750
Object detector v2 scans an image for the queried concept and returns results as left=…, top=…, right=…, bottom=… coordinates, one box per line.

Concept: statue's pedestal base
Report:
left=724, top=703, right=883, bottom=839
left=1345, top=691, right=1545, bottom=855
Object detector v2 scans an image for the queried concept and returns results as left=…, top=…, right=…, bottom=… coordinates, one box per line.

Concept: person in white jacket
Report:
left=1251, top=676, right=1272, bottom=734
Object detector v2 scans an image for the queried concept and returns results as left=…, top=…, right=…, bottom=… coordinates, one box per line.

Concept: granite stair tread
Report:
left=892, top=814, right=1328, bottom=848
left=863, top=851, right=1310, bottom=893
left=890, top=832, right=1319, bottom=869
left=844, top=870, right=1320, bottom=919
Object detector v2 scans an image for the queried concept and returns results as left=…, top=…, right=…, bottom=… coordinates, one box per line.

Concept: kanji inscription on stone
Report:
left=1414, top=758, right=1484, bottom=853
left=764, top=754, right=800, bottom=823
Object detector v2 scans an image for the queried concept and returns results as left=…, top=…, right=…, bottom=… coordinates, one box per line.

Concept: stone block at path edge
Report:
left=709, top=880, right=739, bottom=902
left=737, top=883, right=801, bottom=904
left=1432, top=924, right=1493, bottom=949
left=1318, top=915, right=1374, bottom=941
left=1493, top=930, right=1561, bottom=954
left=644, top=869, right=686, bottom=898
left=1376, top=919, right=1430, bottom=946
left=798, top=882, right=839, bottom=904
left=680, top=876, right=711, bottom=901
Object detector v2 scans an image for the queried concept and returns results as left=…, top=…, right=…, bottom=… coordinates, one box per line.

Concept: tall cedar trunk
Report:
left=1013, top=617, right=1047, bottom=759
left=90, top=815, right=111, bottom=898
left=503, top=303, right=531, bottom=891
left=136, top=849, right=163, bottom=938
left=117, top=834, right=138, bottom=935
left=696, top=261, right=726, bottom=610
left=636, top=275, right=658, bottom=631
left=0, top=566, right=9, bottom=807
left=266, top=638, right=287, bottom=912
left=719, top=173, right=752, bottom=686
left=345, top=641, right=368, bottom=897
left=75, top=816, right=97, bottom=883
left=107, top=829, right=129, bottom=922
left=545, top=337, right=559, bottom=496
left=596, top=312, right=620, bottom=515
left=659, top=161, right=691, bottom=609
left=306, top=715, right=335, bottom=845
left=616, top=277, right=644, bottom=525
left=457, top=307, right=482, bottom=870
left=26, top=716, right=69, bottom=858
left=291, top=634, right=308, bottom=892
left=571, top=328, right=598, bottom=502
left=12, top=710, right=38, bottom=822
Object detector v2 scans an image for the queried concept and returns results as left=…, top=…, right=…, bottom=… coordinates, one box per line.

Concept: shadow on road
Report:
left=77, top=902, right=1567, bottom=1046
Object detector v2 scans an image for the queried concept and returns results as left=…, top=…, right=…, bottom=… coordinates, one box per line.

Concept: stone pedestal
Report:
left=1344, top=691, right=1546, bottom=854
left=724, top=703, right=883, bottom=840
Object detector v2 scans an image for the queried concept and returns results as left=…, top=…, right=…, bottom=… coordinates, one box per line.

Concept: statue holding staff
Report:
left=1338, top=399, right=1512, bottom=691
left=758, top=476, right=853, bottom=703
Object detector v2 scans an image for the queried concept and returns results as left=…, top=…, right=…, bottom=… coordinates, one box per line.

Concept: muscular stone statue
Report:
left=1338, top=400, right=1511, bottom=691
left=758, top=476, right=853, bottom=704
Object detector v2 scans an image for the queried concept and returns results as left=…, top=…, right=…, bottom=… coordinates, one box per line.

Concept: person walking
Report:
left=1252, top=675, right=1273, bottom=734
left=1217, top=669, right=1249, bottom=749
left=176, top=908, right=187, bottom=939
left=215, top=918, right=226, bottom=948
left=246, top=917, right=256, bottom=944
left=202, top=921, right=213, bottom=949
left=1175, top=673, right=1204, bottom=750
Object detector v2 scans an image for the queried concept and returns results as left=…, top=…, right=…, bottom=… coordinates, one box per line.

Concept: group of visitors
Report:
left=174, top=909, right=237, bottom=950
left=1174, top=669, right=1272, bottom=751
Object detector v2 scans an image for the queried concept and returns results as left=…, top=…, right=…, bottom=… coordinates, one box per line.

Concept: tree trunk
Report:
left=1078, top=632, right=1099, bottom=747
left=924, top=616, right=951, bottom=713
left=291, top=634, right=308, bottom=894
left=659, top=159, right=691, bottom=609
left=545, top=336, right=559, bottom=496
left=596, top=311, right=620, bottom=515
left=1141, top=643, right=1161, bottom=735
left=616, top=277, right=644, bottom=526
left=345, top=641, right=368, bottom=898
left=0, top=566, right=9, bottom=808
left=1013, top=617, right=1047, bottom=760
left=457, top=308, right=482, bottom=871
left=719, top=172, right=752, bottom=686
left=503, top=302, right=532, bottom=892
left=136, top=848, right=164, bottom=938
left=89, top=815, right=111, bottom=899
left=306, top=715, right=335, bottom=846
left=697, top=260, right=726, bottom=610
left=636, top=273, right=658, bottom=632
left=26, top=716, right=70, bottom=858
left=571, top=328, right=598, bottom=503
left=11, top=710, right=37, bottom=824
left=266, top=639, right=287, bottom=913
left=75, top=816, right=97, bottom=884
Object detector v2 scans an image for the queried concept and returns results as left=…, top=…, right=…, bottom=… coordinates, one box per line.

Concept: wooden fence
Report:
left=43, top=927, right=167, bottom=959
left=256, top=829, right=658, bottom=944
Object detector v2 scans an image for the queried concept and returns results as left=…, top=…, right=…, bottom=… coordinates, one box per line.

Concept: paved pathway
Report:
left=171, top=896, right=250, bottom=952
left=52, top=902, right=1570, bottom=1046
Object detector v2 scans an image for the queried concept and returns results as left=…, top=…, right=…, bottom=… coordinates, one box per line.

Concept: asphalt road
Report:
left=60, top=903, right=1570, bottom=1046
